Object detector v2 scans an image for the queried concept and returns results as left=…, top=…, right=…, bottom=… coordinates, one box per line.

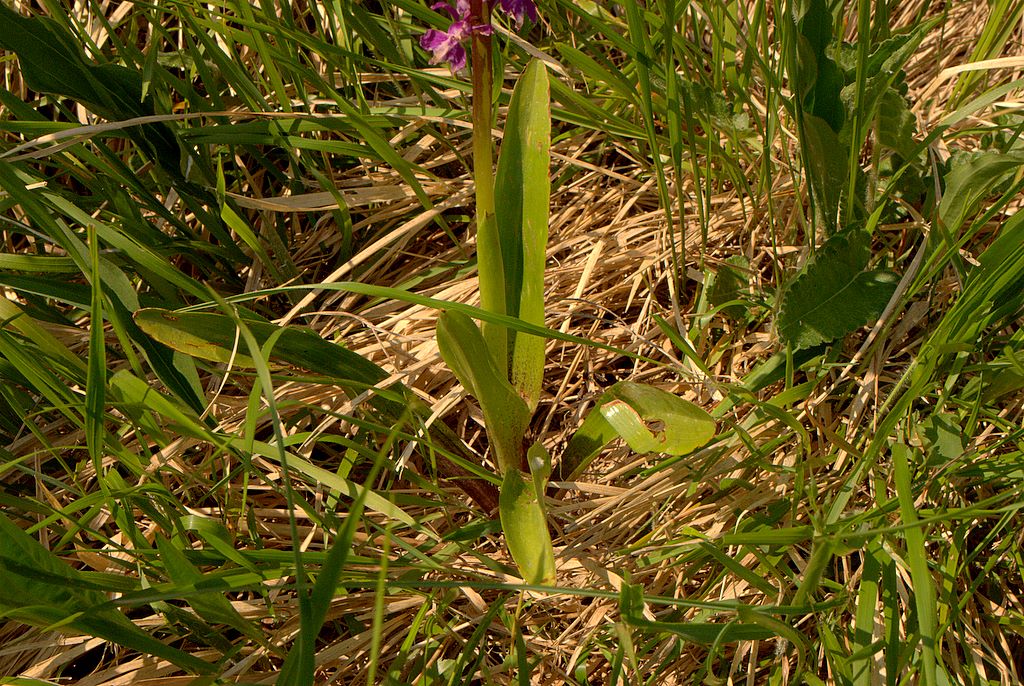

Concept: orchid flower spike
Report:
left=420, top=0, right=491, bottom=72
left=420, top=0, right=537, bottom=71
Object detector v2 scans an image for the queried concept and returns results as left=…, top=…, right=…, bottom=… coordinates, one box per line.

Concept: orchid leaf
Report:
left=499, top=453, right=555, bottom=585
left=134, top=308, right=385, bottom=386
left=495, top=59, right=551, bottom=411
left=559, top=381, right=716, bottom=479
left=598, top=382, right=716, bottom=456
left=437, top=310, right=530, bottom=474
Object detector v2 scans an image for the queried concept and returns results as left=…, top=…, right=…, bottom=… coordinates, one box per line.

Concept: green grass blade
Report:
left=0, top=515, right=215, bottom=674
left=892, top=443, right=938, bottom=686
left=85, top=225, right=107, bottom=490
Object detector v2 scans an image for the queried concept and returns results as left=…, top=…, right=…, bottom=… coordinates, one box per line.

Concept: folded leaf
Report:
left=560, top=381, right=715, bottom=478
left=499, top=465, right=555, bottom=585
left=437, top=310, right=530, bottom=474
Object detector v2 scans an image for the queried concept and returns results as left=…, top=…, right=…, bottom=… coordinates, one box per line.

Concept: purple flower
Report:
left=420, top=0, right=538, bottom=72
left=498, top=0, right=537, bottom=27
left=433, top=0, right=470, bottom=19
left=420, top=1, right=492, bottom=71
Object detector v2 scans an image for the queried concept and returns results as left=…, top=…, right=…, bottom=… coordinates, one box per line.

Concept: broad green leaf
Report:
left=495, top=59, right=551, bottom=411
left=436, top=310, right=530, bottom=474
left=791, top=0, right=845, bottom=132
left=788, top=0, right=847, bottom=232
left=499, top=468, right=555, bottom=585
left=559, top=381, right=715, bottom=479
left=876, top=88, right=918, bottom=160
left=601, top=401, right=661, bottom=454
left=134, top=308, right=385, bottom=386
left=0, top=515, right=214, bottom=674
left=918, top=413, right=964, bottom=465
left=777, top=229, right=899, bottom=350
left=838, top=22, right=934, bottom=158
left=598, top=382, right=716, bottom=456
left=939, top=150, right=1024, bottom=237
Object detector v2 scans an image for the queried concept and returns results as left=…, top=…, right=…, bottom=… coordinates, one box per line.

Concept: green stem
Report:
left=470, top=0, right=507, bottom=372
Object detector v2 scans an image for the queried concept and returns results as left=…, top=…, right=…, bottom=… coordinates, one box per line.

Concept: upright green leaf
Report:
left=787, top=0, right=848, bottom=233
left=495, top=59, right=552, bottom=411
left=85, top=226, right=106, bottom=481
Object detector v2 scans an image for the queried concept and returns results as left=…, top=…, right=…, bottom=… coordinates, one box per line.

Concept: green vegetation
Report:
left=1, top=0, right=1022, bottom=683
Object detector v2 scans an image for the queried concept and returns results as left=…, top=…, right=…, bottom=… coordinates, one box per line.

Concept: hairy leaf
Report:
left=940, top=150, right=1024, bottom=237
left=777, top=230, right=898, bottom=350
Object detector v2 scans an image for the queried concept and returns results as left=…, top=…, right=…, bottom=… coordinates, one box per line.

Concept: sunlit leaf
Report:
left=560, top=381, right=715, bottom=478
left=495, top=59, right=551, bottom=411
left=437, top=310, right=530, bottom=474
left=499, top=458, right=555, bottom=585
left=777, top=229, right=898, bottom=350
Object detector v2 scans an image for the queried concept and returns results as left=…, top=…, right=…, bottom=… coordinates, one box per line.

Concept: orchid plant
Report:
left=420, top=0, right=716, bottom=585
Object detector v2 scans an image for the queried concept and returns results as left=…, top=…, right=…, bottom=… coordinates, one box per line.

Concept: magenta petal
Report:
left=420, top=28, right=448, bottom=50
left=446, top=43, right=467, bottom=71
left=431, top=1, right=458, bottom=19
left=499, top=0, right=537, bottom=27
left=419, top=0, right=492, bottom=72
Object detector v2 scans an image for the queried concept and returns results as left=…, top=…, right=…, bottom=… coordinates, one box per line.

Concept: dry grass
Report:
left=2, top=0, right=1024, bottom=683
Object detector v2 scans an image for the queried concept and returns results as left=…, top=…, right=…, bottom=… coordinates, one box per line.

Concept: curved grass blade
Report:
left=0, top=515, right=215, bottom=674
